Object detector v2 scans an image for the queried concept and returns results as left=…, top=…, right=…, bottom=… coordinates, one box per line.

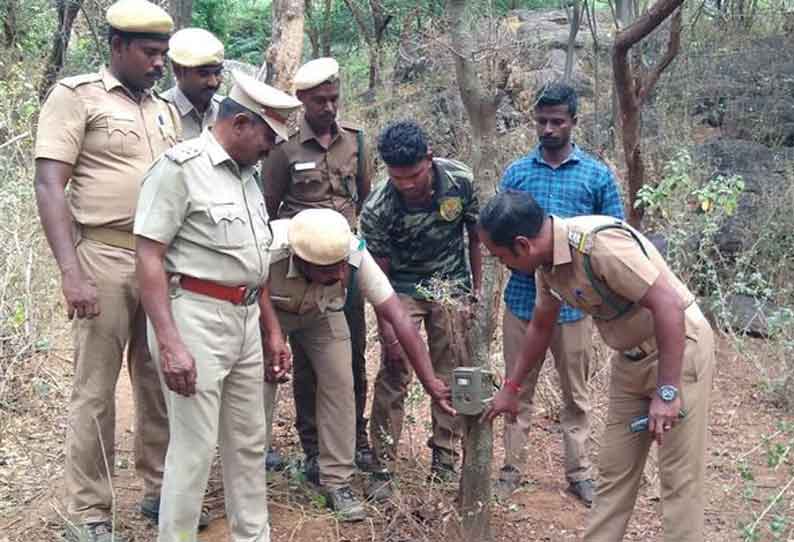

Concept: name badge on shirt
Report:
left=111, top=113, right=135, bottom=122
left=294, top=161, right=317, bottom=171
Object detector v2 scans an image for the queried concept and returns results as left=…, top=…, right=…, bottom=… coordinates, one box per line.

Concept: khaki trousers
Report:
left=65, top=239, right=168, bottom=524
left=370, top=295, right=463, bottom=465
left=292, top=279, right=369, bottom=457
left=584, top=304, right=714, bottom=542
left=502, top=309, right=593, bottom=482
left=151, top=290, right=270, bottom=542
left=275, top=309, right=356, bottom=488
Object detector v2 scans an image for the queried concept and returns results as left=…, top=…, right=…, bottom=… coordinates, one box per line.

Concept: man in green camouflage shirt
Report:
left=360, top=120, right=482, bottom=498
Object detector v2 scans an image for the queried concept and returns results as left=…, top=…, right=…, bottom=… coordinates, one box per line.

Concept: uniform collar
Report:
left=203, top=130, right=255, bottom=181
left=101, top=67, right=152, bottom=100
left=170, top=85, right=197, bottom=116
left=530, top=143, right=582, bottom=167
left=550, top=216, right=573, bottom=267
left=299, top=115, right=340, bottom=146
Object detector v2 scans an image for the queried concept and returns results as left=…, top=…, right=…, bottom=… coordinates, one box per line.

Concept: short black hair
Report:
left=534, top=82, right=578, bottom=117
left=107, top=27, right=169, bottom=46
left=218, top=97, right=266, bottom=127
left=377, top=120, right=428, bottom=167
left=479, top=190, right=546, bottom=252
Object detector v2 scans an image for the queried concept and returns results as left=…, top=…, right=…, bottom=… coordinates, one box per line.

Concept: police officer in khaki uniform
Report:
left=261, top=58, right=374, bottom=474
left=162, top=27, right=225, bottom=140
left=134, top=71, right=300, bottom=542
left=34, top=1, right=180, bottom=540
left=264, top=209, right=454, bottom=521
left=481, top=191, right=714, bottom=542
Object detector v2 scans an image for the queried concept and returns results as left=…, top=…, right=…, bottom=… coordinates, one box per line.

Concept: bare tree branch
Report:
left=637, top=7, right=682, bottom=103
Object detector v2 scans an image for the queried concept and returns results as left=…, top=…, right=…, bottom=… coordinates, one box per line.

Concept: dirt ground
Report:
left=2, top=319, right=793, bottom=542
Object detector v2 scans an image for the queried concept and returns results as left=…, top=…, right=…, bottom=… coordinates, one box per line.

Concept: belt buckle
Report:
left=623, top=346, right=647, bottom=361
left=242, top=286, right=260, bottom=306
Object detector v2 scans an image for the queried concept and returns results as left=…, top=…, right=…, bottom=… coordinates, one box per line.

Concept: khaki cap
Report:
left=288, top=209, right=353, bottom=265
left=106, top=0, right=173, bottom=34
left=168, top=28, right=224, bottom=67
left=294, top=58, right=340, bottom=91
left=228, top=71, right=301, bottom=141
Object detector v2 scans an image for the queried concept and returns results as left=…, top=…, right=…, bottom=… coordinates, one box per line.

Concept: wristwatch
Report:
left=657, top=384, right=679, bottom=402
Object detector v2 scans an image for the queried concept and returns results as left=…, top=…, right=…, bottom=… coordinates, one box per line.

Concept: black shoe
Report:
left=568, top=479, right=595, bottom=507
left=64, top=522, right=127, bottom=542
left=355, top=446, right=378, bottom=472
left=365, top=470, right=394, bottom=502
left=429, top=447, right=457, bottom=483
left=140, top=496, right=210, bottom=530
left=303, top=454, right=320, bottom=485
left=324, top=485, right=367, bottom=522
left=265, top=446, right=285, bottom=471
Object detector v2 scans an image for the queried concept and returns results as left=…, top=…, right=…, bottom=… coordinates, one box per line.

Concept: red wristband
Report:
left=504, top=377, right=521, bottom=395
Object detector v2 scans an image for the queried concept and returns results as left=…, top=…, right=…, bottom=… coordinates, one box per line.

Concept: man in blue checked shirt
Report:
left=495, top=83, right=624, bottom=505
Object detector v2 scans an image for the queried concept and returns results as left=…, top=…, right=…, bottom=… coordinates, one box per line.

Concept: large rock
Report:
left=705, top=294, right=781, bottom=337
left=687, top=36, right=794, bottom=147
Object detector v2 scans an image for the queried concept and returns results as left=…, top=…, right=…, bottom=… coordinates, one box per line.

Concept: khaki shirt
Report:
left=261, top=117, right=371, bottom=228
left=266, top=219, right=393, bottom=315
left=134, top=130, right=272, bottom=287
left=536, top=215, right=696, bottom=351
left=35, top=68, right=181, bottom=232
left=162, top=85, right=222, bottom=140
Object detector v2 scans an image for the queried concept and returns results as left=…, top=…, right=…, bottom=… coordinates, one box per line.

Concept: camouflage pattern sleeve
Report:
left=359, top=185, right=392, bottom=258
left=463, top=172, right=479, bottom=225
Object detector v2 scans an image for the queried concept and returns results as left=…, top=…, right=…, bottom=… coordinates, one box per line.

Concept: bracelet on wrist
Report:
left=503, top=377, right=521, bottom=395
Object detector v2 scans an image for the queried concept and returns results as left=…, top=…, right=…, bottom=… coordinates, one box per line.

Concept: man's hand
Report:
left=648, top=394, right=682, bottom=446
left=62, top=266, right=100, bottom=319
left=480, top=388, right=519, bottom=424
left=265, top=335, right=292, bottom=383
left=425, top=376, right=456, bottom=416
left=160, top=340, right=197, bottom=397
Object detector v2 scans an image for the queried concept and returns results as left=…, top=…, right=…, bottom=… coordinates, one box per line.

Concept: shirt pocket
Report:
left=208, top=203, right=249, bottom=248
left=107, top=117, right=143, bottom=158
left=291, top=167, right=326, bottom=203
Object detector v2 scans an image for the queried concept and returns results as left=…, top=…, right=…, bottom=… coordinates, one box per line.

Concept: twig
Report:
left=746, top=473, right=794, bottom=536
left=0, top=131, right=30, bottom=150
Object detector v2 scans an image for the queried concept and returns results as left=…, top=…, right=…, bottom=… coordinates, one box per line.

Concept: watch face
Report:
left=659, top=386, right=677, bottom=401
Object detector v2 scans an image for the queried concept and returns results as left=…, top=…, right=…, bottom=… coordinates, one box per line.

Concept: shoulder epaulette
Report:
left=165, top=141, right=202, bottom=164
left=59, top=73, right=102, bottom=90
left=568, top=228, right=595, bottom=255
left=339, top=120, right=363, bottom=133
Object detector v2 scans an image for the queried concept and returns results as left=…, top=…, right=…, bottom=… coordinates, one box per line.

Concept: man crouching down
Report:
left=265, top=209, right=454, bottom=521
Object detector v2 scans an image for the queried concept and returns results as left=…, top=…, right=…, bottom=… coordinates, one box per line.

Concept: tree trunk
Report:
left=305, top=0, right=321, bottom=58
left=612, top=0, right=682, bottom=228
left=169, top=0, right=193, bottom=30
left=265, top=0, right=305, bottom=90
left=342, top=0, right=391, bottom=92
left=321, top=0, right=333, bottom=56
left=563, top=0, right=581, bottom=83
left=447, top=0, right=507, bottom=540
left=2, top=0, right=17, bottom=48
left=39, top=0, right=83, bottom=101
